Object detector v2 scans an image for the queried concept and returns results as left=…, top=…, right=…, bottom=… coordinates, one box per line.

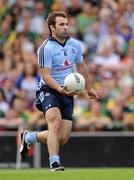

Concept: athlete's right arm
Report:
left=39, top=67, right=62, bottom=92
left=39, top=67, right=76, bottom=96
left=37, top=45, right=62, bottom=92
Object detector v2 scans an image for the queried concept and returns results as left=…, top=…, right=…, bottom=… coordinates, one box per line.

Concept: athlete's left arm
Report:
left=76, top=61, right=99, bottom=99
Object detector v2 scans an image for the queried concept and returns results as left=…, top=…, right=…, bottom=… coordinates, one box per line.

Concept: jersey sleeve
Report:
left=75, top=42, right=83, bottom=64
left=37, top=45, right=52, bottom=68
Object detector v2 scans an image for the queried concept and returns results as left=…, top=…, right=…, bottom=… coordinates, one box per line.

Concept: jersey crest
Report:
left=64, top=60, right=69, bottom=66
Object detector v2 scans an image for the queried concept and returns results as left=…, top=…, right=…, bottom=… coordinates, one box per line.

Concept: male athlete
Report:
left=20, top=11, right=99, bottom=171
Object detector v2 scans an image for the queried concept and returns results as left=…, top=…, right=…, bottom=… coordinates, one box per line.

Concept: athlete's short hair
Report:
left=47, top=11, right=68, bottom=35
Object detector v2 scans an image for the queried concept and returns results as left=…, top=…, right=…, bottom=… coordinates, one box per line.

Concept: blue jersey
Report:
left=37, top=36, right=83, bottom=88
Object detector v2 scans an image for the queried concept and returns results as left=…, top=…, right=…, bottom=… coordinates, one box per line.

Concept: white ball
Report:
left=64, top=72, right=85, bottom=92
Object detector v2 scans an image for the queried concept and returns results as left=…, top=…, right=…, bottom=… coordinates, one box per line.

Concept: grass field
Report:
left=0, top=168, right=134, bottom=180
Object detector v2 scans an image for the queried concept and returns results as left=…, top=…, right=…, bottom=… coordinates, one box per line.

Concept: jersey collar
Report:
left=49, top=35, right=70, bottom=47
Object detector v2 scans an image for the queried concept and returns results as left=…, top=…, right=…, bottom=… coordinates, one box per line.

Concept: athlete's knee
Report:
left=54, top=119, right=62, bottom=131
left=48, top=115, right=62, bottom=132
left=59, top=134, right=69, bottom=146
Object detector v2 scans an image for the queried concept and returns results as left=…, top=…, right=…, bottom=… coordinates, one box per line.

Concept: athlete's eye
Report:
left=60, top=23, right=65, bottom=26
left=59, top=23, right=68, bottom=26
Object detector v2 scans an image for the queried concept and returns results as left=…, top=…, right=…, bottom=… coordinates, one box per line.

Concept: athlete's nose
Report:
left=64, top=24, right=68, bottom=30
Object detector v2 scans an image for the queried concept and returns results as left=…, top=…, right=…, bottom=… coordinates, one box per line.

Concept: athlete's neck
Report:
left=52, top=35, right=66, bottom=44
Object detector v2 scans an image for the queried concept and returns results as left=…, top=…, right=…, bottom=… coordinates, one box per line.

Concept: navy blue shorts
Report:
left=35, top=85, right=74, bottom=121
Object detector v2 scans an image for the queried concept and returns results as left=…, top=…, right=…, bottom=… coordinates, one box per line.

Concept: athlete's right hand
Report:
left=58, top=86, right=80, bottom=96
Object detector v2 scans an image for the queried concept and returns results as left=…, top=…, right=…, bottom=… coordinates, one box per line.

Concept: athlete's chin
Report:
left=62, top=32, right=68, bottom=37
left=62, top=34, right=68, bottom=38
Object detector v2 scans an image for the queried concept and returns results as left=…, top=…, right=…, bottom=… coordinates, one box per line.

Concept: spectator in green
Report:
left=76, top=1, right=98, bottom=39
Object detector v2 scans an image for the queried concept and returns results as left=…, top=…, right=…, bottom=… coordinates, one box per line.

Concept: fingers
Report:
left=67, top=90, right=82, bottom=96
left=63, top=86, right=68, bottom=90
left=61, top=86, right=74, bottom=96
left=67, top=92, right=78, bottom=96
left=88, top=94, right=100, bottom=99
left=88, top=96, right=97, bottom=99
left=62, top=86, right=80, bottom=96
left=95, top=94, right=100, bottom=99
left=87, top=89, right=100, bottom=99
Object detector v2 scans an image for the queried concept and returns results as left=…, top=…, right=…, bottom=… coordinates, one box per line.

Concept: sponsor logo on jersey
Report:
left=56, top=62, right=74, bottom=71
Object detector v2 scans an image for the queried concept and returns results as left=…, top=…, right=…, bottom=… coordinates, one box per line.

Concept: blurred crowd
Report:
left=0, top=0, right=134, bottom=132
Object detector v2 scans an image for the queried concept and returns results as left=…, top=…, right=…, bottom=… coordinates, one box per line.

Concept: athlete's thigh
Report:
left=45, top=107, right=62, bottom=125
left=60, top=120, right=73, bottom=139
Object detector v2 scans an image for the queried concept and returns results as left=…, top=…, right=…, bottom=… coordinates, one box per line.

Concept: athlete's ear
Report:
left=50, top=25, right=55, bottom=31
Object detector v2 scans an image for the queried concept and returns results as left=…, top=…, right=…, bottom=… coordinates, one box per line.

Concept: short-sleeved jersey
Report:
left=37, top=36, right=83, bottom=89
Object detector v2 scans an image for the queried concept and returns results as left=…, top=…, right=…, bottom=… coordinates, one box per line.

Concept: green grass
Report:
left=0, top=168, right=134, bottom=180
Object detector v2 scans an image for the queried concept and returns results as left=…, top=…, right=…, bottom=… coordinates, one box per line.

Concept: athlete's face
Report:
left=53, top=16, right=68, bottom=39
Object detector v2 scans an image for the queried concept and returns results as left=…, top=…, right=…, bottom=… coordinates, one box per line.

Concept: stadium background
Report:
left=0, top=0, right=134, bottom=169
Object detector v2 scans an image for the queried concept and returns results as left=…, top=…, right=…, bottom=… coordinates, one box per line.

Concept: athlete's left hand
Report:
left=86, top=88, right=100, bottom=99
